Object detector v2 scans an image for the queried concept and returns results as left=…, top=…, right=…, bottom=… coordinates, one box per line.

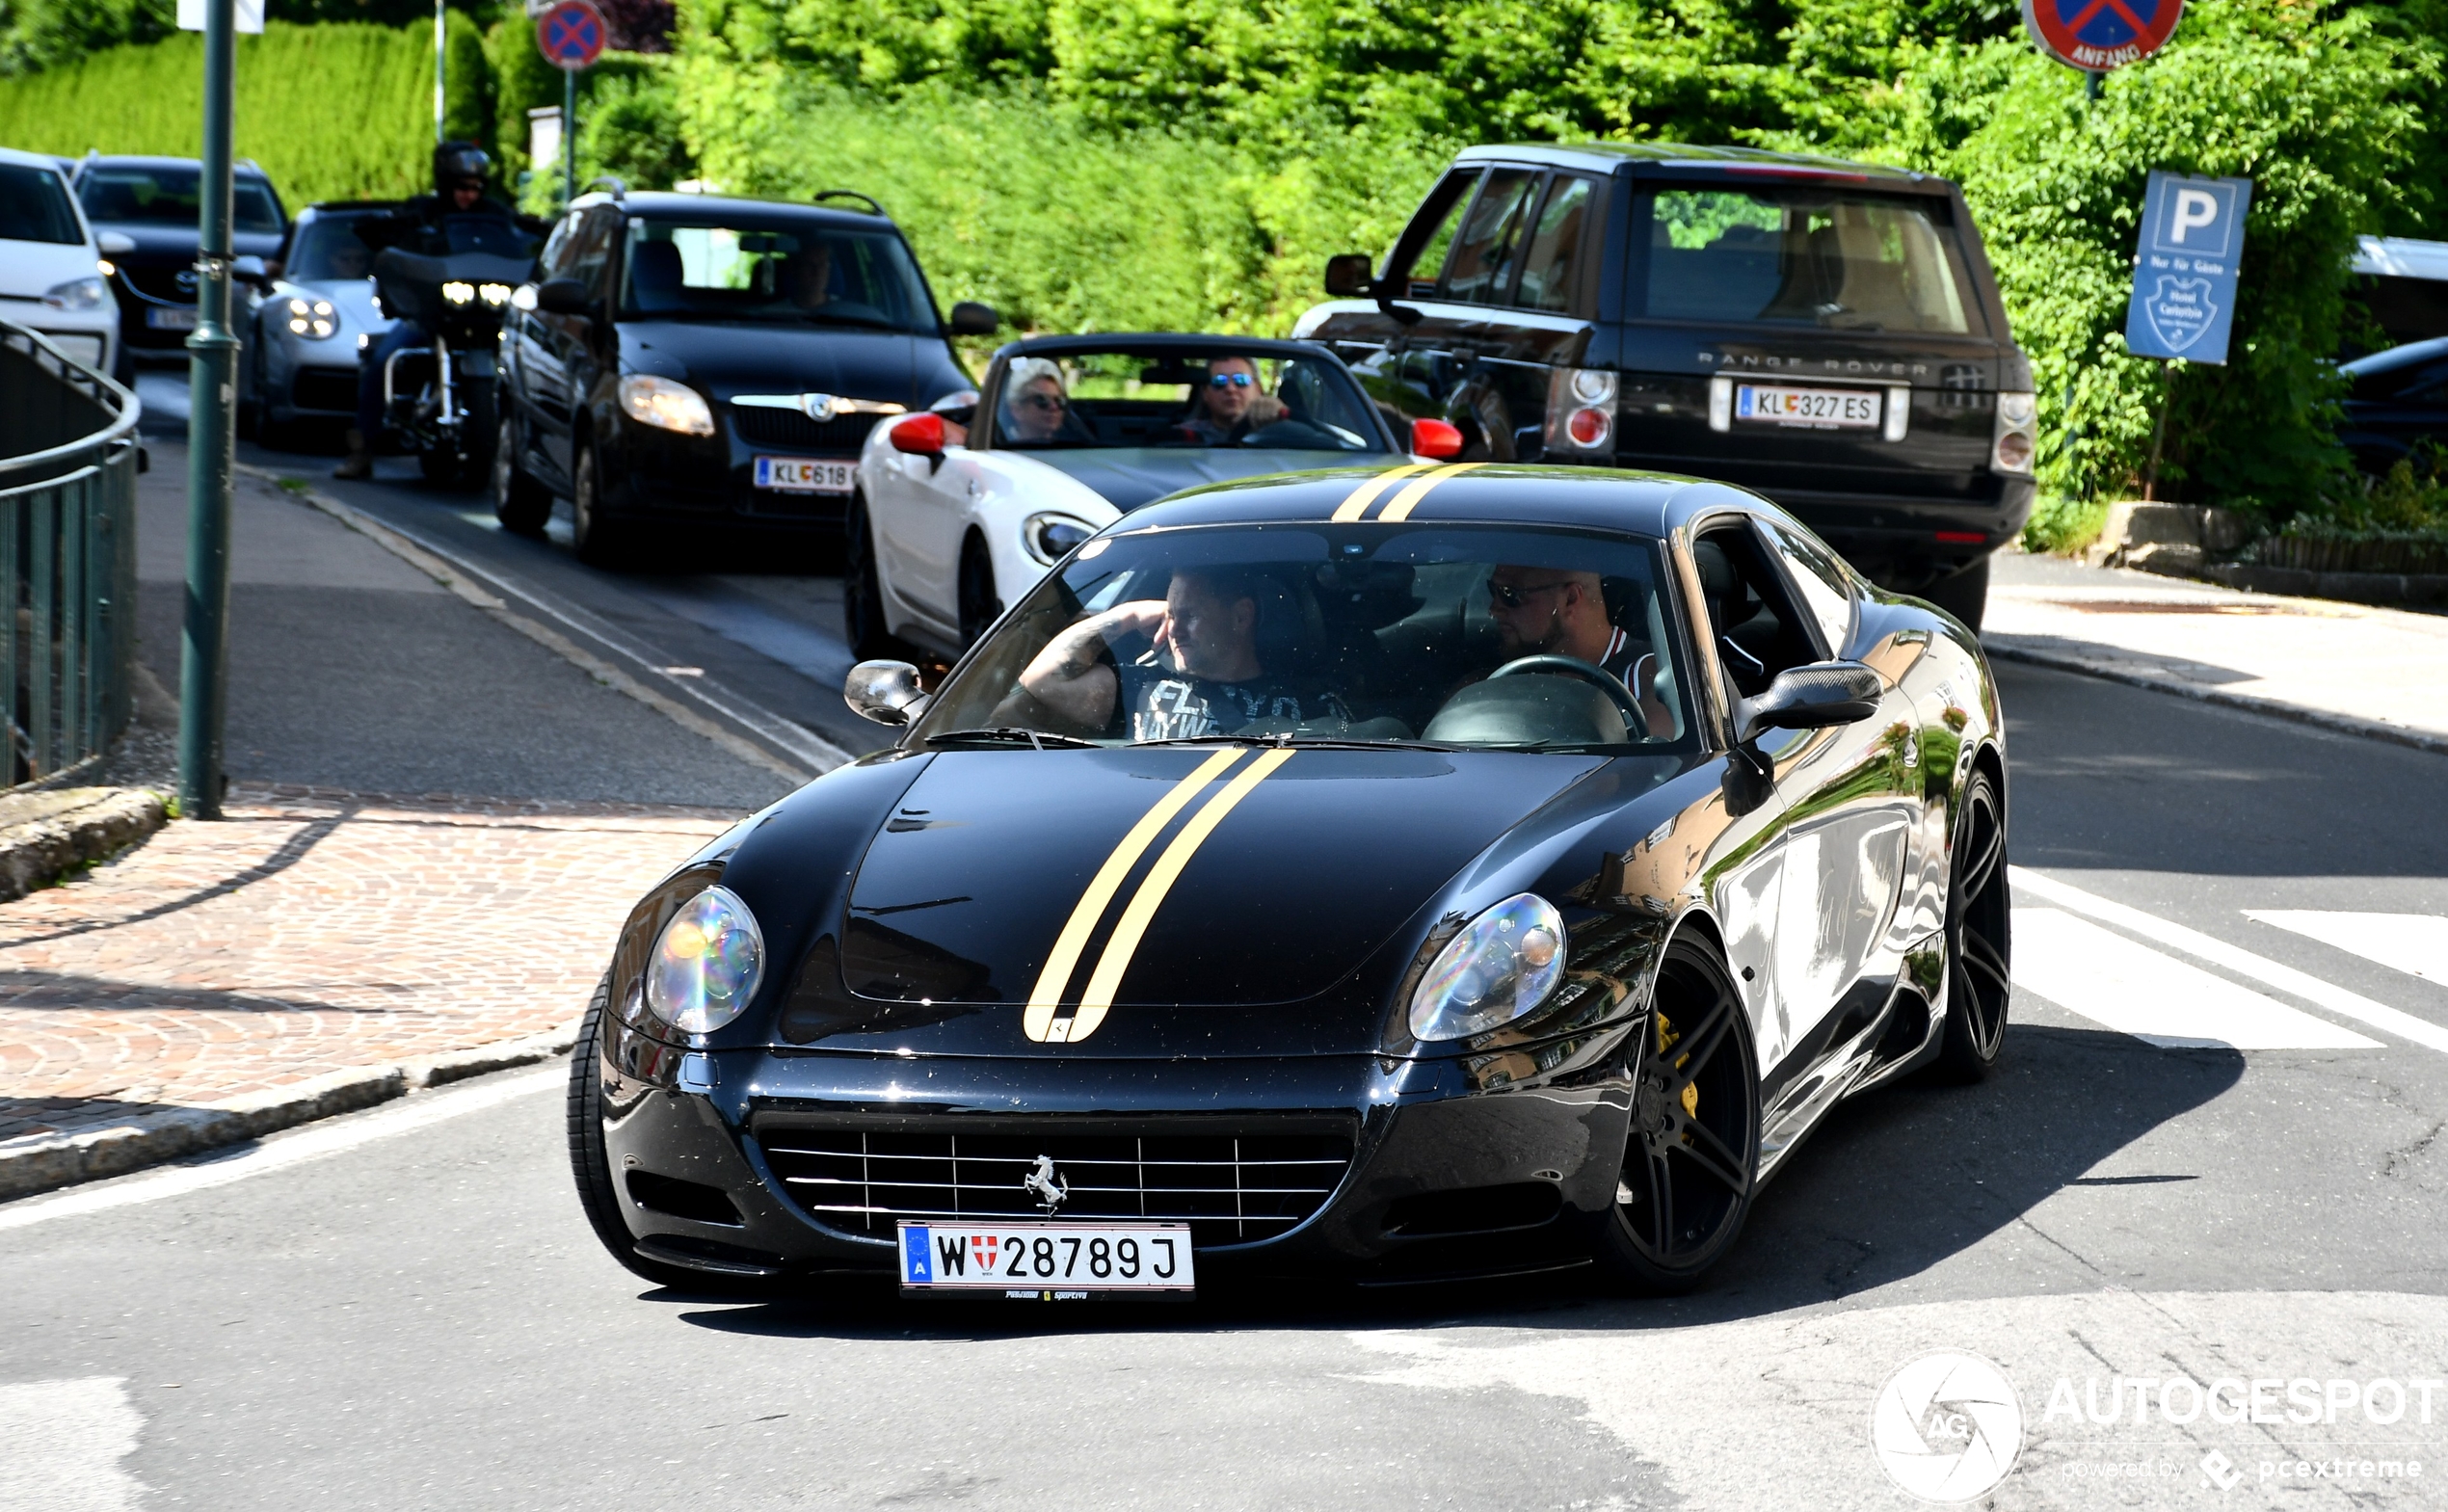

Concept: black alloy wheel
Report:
left=956, top=532, right=1002, bottom=648
left=570, top=446, right=628, bottom=568
left=492, top=411, right=552, bottom=536
left=1594, top=936, right=1762, bottom=1293
left=567, top=977, right=760, bottom=1293
left=1937, top=765, right=2011, bottom=1079
left=844, top=494, right=892, bottom=660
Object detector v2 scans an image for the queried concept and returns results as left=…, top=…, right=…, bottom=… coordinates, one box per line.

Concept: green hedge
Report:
left=0, top=15, right=491, bottom=203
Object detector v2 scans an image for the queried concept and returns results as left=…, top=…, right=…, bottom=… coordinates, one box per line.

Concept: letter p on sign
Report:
left=2169, top=188, right=2220, bottom=243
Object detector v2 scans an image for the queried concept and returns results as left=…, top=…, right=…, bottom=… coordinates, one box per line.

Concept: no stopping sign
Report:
left=2021, top=0, right=2183, bottom=70
left=536, top=0, right=606, bottom=70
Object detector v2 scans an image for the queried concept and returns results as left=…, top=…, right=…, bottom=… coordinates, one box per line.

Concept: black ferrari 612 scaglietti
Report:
left=570, top=464, right=2009, bottom=1296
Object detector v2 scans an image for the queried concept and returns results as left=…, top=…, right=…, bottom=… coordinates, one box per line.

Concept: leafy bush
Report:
left=2021, top=493, right=2112, bottom=557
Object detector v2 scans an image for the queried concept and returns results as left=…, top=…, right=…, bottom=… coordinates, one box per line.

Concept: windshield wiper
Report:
left=924, top=727, right=1101, bottom=750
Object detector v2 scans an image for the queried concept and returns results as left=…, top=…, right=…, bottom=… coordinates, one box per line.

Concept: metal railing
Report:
left=0, top=324, right=141, bottom=787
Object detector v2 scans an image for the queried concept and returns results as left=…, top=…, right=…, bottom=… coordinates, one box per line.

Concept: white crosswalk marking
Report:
left=2011, top=908, right=2381, bottom=1050
left=2010, top=866, right=2448, bottom=1055
left=0, top=1378, right=144, bottom=1512
left=2247, top=910, right=2448, bottom=985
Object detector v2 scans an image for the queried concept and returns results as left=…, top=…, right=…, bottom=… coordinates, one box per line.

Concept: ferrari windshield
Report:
left=912, top=523, right=1694, bottom=752
left=989, top=348, right=1390, bottom=453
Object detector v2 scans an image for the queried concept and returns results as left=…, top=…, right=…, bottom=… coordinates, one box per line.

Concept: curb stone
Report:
left=0, top=787, right=169, bottom=903
left=1982, top=638, right=2448, bottom=759
left=0, top=1021, right=578, bottom=1202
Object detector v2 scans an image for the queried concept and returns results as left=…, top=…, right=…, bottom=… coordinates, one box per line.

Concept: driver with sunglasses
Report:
left=1178, top=356, right=1288, bottom=445
left=999, top=358, right=1082, bottom=444
left=1486, top=566, right=1677, bottom=738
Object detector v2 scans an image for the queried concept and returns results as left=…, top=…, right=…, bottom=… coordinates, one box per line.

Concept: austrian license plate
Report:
left=753, top=456, right=854, bottom=493
left=146, top=306, right=200, bottom=332
left=1736, top=384, right=1881, bottom=429
left=897, top=1220, right=1196, bottom=1298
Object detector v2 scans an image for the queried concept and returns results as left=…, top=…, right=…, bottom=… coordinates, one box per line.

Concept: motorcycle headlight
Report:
left=1023, top=512, right=1095, bottom=566
left=479, top=282, right=512, bottom=306
left=41, top=277, right=106, bottom=312
left=441, top=280, right=476, bottom=305
left=645, top=886, right=765, bottom=1034
left=1408, top=893, right=1566, bottom=1042
left=618, top=374, right=716, bottom=437
left=281, top=296, right=337, bottom=340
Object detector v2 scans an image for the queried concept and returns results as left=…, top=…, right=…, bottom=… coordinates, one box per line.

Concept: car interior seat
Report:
left=627, top=239, right=685, bottom=313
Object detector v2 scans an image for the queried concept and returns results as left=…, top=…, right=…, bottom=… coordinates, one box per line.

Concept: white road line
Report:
left=2009, top=866, right=2448, bottom=1056
left=2011, top=909, right=2380, bottom=1050
left=0, top=1377, right=144, bottom=1512
left=0, top=1067, right=560, bottom=1233
left=2247, top=910, right=2448, bottom=986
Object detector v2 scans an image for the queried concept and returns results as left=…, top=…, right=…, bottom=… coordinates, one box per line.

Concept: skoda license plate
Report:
left=146, top=306, right=200, bottom=332
left=897, top=1221, right=1195, bottom=1298
left=1736, top=384, right=1880, bottom=429
left=754, top=456, right=854, bottom=493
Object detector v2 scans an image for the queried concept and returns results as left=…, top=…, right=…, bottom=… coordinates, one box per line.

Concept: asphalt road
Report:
left=12, top=391, right=2445, bottom=1510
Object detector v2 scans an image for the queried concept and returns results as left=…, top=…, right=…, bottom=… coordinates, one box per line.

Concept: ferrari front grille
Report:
left=759, top=1126, right=1355, bottom=1248
left=727, top=406, right=879, bottom=451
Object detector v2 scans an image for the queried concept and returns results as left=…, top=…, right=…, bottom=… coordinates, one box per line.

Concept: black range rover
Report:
left=1297, top=143, right=2035, bottom=627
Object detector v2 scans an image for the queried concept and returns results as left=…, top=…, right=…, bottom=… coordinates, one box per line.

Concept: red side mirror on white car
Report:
left=889, top=412, right=945, bottom=456
left=1410, top=417, right=1464, bottom=461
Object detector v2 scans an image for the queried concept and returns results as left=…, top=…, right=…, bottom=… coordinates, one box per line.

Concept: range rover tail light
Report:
left=1992, top=390, right=2037, bottom=475
left=1544, top=366, right=1616, bottom=459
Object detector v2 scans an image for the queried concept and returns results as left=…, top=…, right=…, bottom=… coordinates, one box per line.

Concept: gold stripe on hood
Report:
left=1022, top=748, right=1245, bottom=1043
left=1056, top=748, right=1296, bottom=1043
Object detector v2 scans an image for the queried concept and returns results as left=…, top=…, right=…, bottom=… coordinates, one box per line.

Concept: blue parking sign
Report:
left=2124, top=171, right=2252, bottom=365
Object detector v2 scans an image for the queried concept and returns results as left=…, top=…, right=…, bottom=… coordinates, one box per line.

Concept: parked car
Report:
left=1295, top=143, right=2036, bottom=629
left=492, top=186, right=994, bottom=565
left=848, top=333, right=1460, bottom=659
left=70, top=153, right=284, bottom=366
left=0, top=146, right=120, bottom=378
left=567, top=464, right=2011, bottom=1295
left=246, top=201, right=399, bottom=441
left=2338, top=335, right=2448, bottom=476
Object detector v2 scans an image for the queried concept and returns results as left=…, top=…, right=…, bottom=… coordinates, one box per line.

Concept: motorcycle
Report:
left=370, top=218, right=535, bottom=488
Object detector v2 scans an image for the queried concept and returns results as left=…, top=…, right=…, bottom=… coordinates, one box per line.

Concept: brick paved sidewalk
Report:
left=0, top=783, right=734, bottom=1155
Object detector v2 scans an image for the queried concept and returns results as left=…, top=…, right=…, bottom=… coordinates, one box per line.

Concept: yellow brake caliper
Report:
left=1655, top=1013, right=1699, bottom=1122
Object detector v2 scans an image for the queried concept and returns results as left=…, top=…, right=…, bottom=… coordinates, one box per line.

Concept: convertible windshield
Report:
left=912, top=523, right=1693, bottom=751
left=990, top=349, right=1389, bottom=453
left=620, top=216, right=934, bottom=332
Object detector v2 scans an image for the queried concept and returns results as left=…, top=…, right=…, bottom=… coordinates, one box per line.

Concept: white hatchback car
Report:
left=847, top=334, right=1458, bottom=658
left=0, top=146, right=121, bottom=377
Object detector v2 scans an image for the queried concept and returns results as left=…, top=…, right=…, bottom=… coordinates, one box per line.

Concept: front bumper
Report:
left=606, top=423, right=860, bottom=531
left=594, top=1025, right=1636, bottom=1286
left=0, top=298, right=118, bottom=374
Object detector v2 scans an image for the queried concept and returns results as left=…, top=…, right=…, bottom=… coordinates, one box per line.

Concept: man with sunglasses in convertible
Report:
left=1486, top=564, right=1678, bottom=738
left=1178, top=355, right=1289, bottom=445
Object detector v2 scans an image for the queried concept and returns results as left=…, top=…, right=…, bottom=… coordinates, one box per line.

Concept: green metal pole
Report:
left=179, top=0, right=237, bottom=821
left=563, top=65, right=576, bottom=210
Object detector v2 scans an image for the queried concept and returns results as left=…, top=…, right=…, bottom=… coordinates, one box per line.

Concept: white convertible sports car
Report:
left=846, top=333, right=1462, bottom=658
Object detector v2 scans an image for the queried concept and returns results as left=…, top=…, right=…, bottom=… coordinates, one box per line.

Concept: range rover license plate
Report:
left=1736, top=384, right=1880, bottom=429
left=753, top=456, right=854, bottom=493
left=897, top=1221, right=1196, bottom=1297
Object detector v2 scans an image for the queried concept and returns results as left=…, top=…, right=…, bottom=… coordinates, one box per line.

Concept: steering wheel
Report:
left=1488, top=654, right=1645, bottom=729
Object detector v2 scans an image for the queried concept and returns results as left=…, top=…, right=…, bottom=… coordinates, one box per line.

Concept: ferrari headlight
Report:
left=645, top=886, right=765, bottom=1034
left=441, top=280, right=476, bottom=305
left=1023, top=512, right=1095, bottom=566
left=280, top=296, right=337, bottom=339
left=41, top=277, right=106, bottom=312
left=1407, top=893, right=1566, bottom=1042
left=619, top=373, right=716, bottom=437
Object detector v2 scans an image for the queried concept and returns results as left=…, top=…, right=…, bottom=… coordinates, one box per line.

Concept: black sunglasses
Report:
left=1489, top=579, right=1572, bottom=608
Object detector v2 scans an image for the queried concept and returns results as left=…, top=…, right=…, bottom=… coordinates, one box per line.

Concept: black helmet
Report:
left=433, top=141, right=491, bottom=197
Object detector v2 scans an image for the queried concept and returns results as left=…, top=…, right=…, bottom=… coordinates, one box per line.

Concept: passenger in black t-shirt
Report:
left=1016, top=569, right=1343, bottom=740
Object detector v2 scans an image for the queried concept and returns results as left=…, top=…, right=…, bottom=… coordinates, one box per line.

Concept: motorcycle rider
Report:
left=336, top=141, right=522, bottom=480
